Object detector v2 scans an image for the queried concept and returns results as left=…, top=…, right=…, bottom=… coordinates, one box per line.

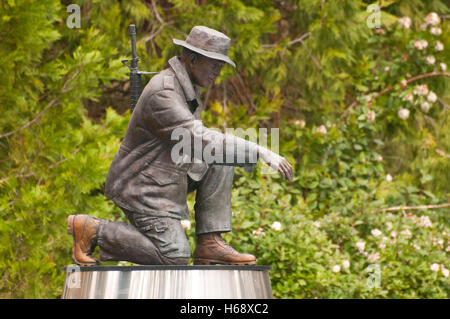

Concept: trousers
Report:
left=96, top=165, right=234, bottom=265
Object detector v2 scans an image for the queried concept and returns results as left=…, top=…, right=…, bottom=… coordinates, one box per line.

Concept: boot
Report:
left=67, top=214, right=99, bottom=266
left=193, top=232, right=257, bottom=265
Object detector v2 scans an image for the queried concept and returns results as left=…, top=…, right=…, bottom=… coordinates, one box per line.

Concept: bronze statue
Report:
left=67, top=26, right=293, bottom=266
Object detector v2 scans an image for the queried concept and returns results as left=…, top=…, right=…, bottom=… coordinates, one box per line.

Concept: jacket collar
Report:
left=168, top=56, right=199, bottom=103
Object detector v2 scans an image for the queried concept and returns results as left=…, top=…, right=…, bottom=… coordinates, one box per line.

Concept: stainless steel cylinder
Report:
left=62, top=265, right=273, bottom=299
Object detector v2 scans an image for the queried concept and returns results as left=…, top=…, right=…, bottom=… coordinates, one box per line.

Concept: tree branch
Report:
left=0, top=148, right=80, bottom=185
left=0, top=99, right=60, bottom=139
left=0, top=68, right=82, bottom=140
left=341, top=71, right=450, bottom=119
left=372, top=71, right=450, bottom=100
left=373, top=202, right=450, bottom=214
left=261, top=32, right=311, bottom=48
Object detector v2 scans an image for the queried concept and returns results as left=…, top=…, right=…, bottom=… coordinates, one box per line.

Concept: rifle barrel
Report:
left=129, top=24, right=138, bottom=69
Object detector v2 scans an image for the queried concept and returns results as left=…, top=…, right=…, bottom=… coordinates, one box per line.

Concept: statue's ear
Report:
left=189, top=52, right=198, bottom=65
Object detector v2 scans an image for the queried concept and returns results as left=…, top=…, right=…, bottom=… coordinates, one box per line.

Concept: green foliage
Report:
left=0, top=0, right=448, bottom=298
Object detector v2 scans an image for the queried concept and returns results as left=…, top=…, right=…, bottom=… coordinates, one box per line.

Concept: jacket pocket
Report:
left=140, top=165, right=180, bottom=185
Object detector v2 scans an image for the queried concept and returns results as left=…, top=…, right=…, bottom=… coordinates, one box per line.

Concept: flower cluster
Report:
left=425, top=12, right=441, bottom=26
left=400, top=84, right=439, bottom=117
left=271, top=221, right=282, bottom=231
left=371, top=229, right=382, bottom=237
left=356, top=240, right=366, bottom=252
left=430, top=263, right=449, bottom=278
left=414, top=39, right=428, bottom=50
left=394, top=12, right=446, bottom=120
left=316, top=125, right=327, bottom=134
left=417, top=215, right=433, bottom=228
left=252, top=226, right=266, bottom=239
left=398, top=16, right=411, bottom=29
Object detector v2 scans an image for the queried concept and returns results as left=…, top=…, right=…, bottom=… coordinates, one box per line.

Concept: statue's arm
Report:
left=143, top=90, right=293, bottom=179
left=143, top=90, right=256, bottom=165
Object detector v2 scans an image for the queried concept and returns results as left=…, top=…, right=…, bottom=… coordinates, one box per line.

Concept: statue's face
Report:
left=189, top=54, right=225, bottom=87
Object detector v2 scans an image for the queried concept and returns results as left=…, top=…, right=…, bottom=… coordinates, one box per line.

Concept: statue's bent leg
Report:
left=97, top=210, right=190, bottom=265
left=189, top=165, right=257, bottom=265
left=193, top=165, right=234, bottom=235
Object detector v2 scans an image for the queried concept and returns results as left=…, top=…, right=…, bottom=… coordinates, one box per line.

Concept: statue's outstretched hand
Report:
left=258, top=147, right=294, bottom=181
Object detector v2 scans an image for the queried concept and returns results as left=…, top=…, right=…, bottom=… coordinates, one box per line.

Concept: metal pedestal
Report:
left=62, top=265, right=273, bottom=299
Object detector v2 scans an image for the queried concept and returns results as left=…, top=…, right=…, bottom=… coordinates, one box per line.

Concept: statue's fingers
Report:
left=281, top=161, right=293, bottom=181
left=287, top=164, right=294, bottom=180
left=279, top=164, right=289, bottom=180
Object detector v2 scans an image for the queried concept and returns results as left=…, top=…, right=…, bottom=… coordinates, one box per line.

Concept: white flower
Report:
left=332, top=265, right=341, bottom=273
left=442, top=267, right=449, bottom=278
left=404, top=93, right=414, bottom=103
left=368, top=252, right=380, bottom=263
left=427, top=91, right=438, bottom=103
left=380, top=236, right=387, bottom=249
left=400, top=229, right=412, bottom=238
left=430, top=263, right=440, bottom=272
left=342, top=260, right=350, bottom=269
left=417, top=215, right=433, bottom=228
left=400, top=79, right=408, bottom=87
left=271, top=221, right=282, bottom=231
left=375, top=154, right=383, bottom=162
left=180, top=219, right=191, bottom=230
left=398, top=16, right=411, bottom=29
left=316, top=125, right=327, bottom=134
left=440, top=63, right=447, bottom=71
left=386, top=222, right=393, bottom=231
left=435, top=41, right=444, bottom=51
left=371, top=229, right=382, bottom=237
left=398, top=108, right=410, bottom=120
left=421, top=102, right=431, bottom=113
left=390, top=231, right=397, bottom=238
left=356, top=240, right=366, bottom=252
left=252, top=227, right=266, bottom=238
left=414, top=84, right=429, bottom=96
left=414, top=40, right=428, bottom=50
left=313, top=221, right=321, bottom=228
left=446, top=246, right=450, bottom=252
left=425, top=12, right=441, bottom=26
left=386, top=174, right=393, bottom=182
left=367, top=110, right=376, bottom=123
left=413, top=243, right=421, bottom=250
left=426, top=56, right=436, bottom=65
left=294, top=119, right=306, bottom=128
left=430, top=27, right=442, bottom=36
left=384, top=66, right=390, bottom=72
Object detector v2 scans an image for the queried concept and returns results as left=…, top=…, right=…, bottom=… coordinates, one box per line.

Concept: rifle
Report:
left=122, top=24, right=157, bottom=113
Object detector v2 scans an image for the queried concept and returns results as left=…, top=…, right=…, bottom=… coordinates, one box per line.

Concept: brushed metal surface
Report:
left=62, top=265, right=273, bottom=299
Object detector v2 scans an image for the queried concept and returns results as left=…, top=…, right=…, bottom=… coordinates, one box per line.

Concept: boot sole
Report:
left=194, top=258, right=257, bottom=266
left=67, top=215, right=98, bottom=267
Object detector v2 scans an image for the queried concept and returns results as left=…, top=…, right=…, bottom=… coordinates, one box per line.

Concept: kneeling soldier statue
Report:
left=68, top=26, right=293, bottom=266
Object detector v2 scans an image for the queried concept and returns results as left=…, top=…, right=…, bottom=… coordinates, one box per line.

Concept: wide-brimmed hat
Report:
left=173, top=26, right=236, bottom=68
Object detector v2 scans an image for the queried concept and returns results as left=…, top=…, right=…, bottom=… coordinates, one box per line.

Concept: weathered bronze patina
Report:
left=68, top=26, right=293, bottom=266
